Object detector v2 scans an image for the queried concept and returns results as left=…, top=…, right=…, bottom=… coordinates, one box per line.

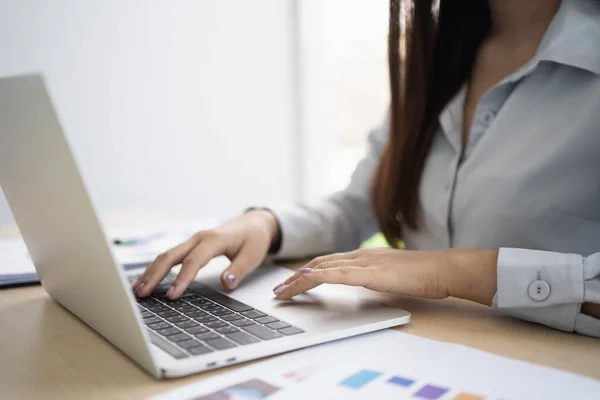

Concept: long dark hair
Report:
left=372, top=0, right=491, bottom=246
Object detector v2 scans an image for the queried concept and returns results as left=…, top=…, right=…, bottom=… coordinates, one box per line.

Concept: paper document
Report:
left=0, top=238, right=36, bottom=275
left=0, top=238, right=39, bottom=286
left=150, top=330, right=599, bottom=400
left=110, top=225, right=210, bottom=265
left=0, top=219, right=216, bottom=286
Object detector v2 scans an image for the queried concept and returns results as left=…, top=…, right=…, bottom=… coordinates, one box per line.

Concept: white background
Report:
left=0, top=0, right=299, bottom=224
left=0, top=0, right=391, bottom=226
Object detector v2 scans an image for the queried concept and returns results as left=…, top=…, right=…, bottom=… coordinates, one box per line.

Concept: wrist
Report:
left=246, top=209, right=281, bottom=253
left=446, top=248, right=498, bottom=306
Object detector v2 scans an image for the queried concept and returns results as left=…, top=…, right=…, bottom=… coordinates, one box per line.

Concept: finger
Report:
left=134, top=234, right=202, bottom=297
left=275, top=259, right=357, bottom=300
left=168, top=235, right=225, bottom=299
left=220, top=240, right=268, bottom=290
left=280, top=251, right=361, bottom=287
left=300, top=266, right=373, bottom=286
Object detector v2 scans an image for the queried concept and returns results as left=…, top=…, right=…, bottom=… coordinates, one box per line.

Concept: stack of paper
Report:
left=0, top=220, right=216, bottom=288
left=0, top=238, right=38, bottom=286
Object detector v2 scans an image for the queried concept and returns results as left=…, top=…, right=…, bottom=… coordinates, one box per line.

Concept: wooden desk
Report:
left=1, top=215, right=598, bottom=399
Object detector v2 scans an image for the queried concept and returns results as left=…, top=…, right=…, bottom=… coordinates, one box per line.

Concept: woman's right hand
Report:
left=132, top=210, right=280, bottom=300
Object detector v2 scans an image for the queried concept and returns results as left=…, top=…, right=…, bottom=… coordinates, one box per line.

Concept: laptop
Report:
left=0, top=73, right=410, bottom=378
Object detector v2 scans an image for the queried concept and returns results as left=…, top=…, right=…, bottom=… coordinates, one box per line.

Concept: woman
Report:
left=134, top=0, right=600, bottom=337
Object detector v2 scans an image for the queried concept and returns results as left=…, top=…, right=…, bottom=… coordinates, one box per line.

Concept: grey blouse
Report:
left=271, top=0, right=600, bottom=337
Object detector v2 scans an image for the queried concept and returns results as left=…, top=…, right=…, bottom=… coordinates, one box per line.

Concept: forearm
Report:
left=446, top=249, right=600, bottom=321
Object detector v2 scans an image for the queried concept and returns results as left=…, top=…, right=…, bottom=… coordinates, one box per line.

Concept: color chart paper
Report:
left=150, top=330, right=600, bottom=400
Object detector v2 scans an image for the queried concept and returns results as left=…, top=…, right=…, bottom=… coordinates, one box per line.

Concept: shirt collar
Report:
left=535, top=0, right=600, bottom=76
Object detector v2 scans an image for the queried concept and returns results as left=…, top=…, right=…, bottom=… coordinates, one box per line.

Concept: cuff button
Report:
left=528, top=280, right=551, bottom=302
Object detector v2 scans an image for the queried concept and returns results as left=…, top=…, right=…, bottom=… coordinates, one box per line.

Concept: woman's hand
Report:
left=133, top=210, right=280, bottom=299
left=273, top=248, right=499, bottom=306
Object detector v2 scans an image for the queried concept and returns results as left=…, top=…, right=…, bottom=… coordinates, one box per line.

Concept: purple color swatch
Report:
left=414, top=384, right=449, bottom=399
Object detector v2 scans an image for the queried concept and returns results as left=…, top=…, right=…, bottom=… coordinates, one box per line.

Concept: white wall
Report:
left=0, top=0, right=298, bottom=224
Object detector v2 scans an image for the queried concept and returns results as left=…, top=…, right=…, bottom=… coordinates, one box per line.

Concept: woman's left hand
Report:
left=273, top=247, right=499, bottom=305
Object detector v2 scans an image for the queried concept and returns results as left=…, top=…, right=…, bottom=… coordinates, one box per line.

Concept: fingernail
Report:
left=226, top=274, right=237, bottom=287
left=166, top=286, right=175, bottom=298
left=272, top=282, right=284, bottom=292
left=134, top=283, right=145, bottom=296
left=299, top=268, right=313, bottom=274
left=273, top=285, right=287, bottom=296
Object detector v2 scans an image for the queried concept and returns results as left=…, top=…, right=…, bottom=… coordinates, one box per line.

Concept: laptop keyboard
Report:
left=129, top=274, right=304, bottom=359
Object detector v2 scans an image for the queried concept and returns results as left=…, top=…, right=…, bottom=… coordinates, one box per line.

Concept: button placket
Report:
left=466, top=107, right=497, bottom=156
left=443, top=155, right=461, bottom=248
left=480, top=109, right=497, bottom=125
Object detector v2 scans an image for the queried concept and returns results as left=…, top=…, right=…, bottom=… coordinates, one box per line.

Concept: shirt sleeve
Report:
left=492, top=248, right=600, bottom=337
left=268, top=113, right=389, bottom=260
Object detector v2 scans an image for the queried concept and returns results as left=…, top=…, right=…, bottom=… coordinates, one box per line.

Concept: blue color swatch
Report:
left=388, top=375, right=415, bottom=387
left=339, top=370, right=383, bottom=389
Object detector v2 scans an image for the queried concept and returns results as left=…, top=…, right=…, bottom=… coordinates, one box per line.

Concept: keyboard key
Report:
left=184, top=325, right=209, bottom=334
left=242, top=324, right=283, bottom=340
left=166, top=333, right=191, bottom=342
left=200, top=302, right=220, bottom=308
left=209, top=308, right=232, bottom=316
left=202, top=306, right=223, bottom=314
left=140, top=311, right=153, bottom=318
left=179, top=291, right=195, bottom=298
left=189, top=282, right=253, bottom=312
left=266, top=321, right=290, bottom=330
left=164, top=299, right=187, bottom=307
left=255, top=316, right=278, bottom=324
left=143, top=316, right=162, bottom=324
left=165, top=315, right=188, bottom=323
left=241, top=310, right=266, bottom=319
left=148, top=321, right=171, bottom=330
left=221, top=313, right=243, bottom=321
left=156, top=309, right=179, bottom=318
left=205, top=338, right=237, bottom=350
left=177, top=339, right=203, bottom=349
left=226, top=331, right=260, bottom=345
left=189, top=299, right=210, bottom=306
left=194, top=315, right=218, bottom=324
left=197, top=302, right=218, bottom=310
left=188, top=345, right=213, bottom=355
left=156, top=327, right=181, bottom=336
left=195, top=332, right=220, bottom=341
left=231, top=318, right=254, bottom=327
left=173, top=305, right=197, bottom=313
left=175, top=320, right=199, bottom=329
left=183, top=310, right=208, bottom=318
left=146, top=304, right=169, bottom=313
left=215, top=325, right=240, bottom=334
left=204, top=320, right=228, bottom=329
left=279, top=327, right=304, bottom=336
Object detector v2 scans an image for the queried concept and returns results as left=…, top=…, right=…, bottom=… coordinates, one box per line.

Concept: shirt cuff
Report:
left=266, top=205, right=314, bottom=260
left=496, top=248, right=585, bottom=308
